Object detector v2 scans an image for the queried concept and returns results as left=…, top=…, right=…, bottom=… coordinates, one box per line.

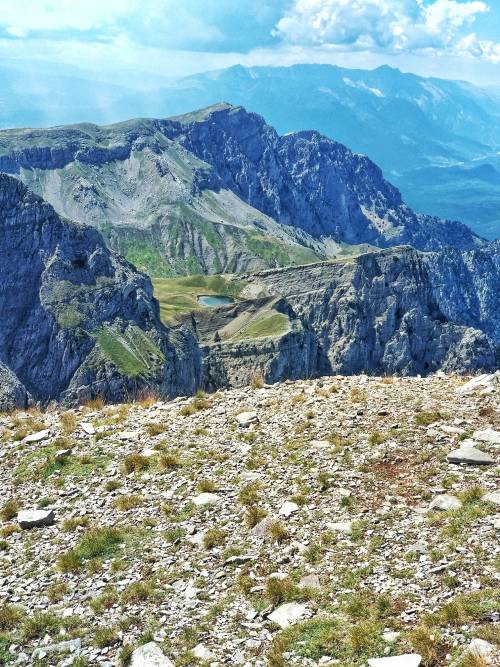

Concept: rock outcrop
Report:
left=0, top=361, right=29, bottom=411
left=0, top=173, right=200, bottom=405
left=189, top=245, right=499, bottom=387
left=0, top=104, right=483, bottom=277
left=0, top=174, right=497, bottom=406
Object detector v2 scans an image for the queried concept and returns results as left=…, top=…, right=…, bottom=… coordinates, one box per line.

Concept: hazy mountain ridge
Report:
left=161, top=65, right=500, bottom=239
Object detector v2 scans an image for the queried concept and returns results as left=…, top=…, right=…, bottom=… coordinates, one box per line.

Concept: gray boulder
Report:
left=130, top=642, right=174, bottom=667
left=18, top=509, right=55, bottom=529
left=447, top=446, right=495, bottom=465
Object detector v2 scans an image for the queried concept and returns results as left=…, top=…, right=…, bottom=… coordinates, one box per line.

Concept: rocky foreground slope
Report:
left=0, top=104, right=483, bottom=276
left=0, top=374, right=498, bottom=666
left=0, top=173, right=199, bottom=410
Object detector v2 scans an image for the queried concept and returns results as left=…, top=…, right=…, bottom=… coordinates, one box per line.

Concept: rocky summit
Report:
left=0, top=374, right=498, bottom=666
left=0, top=104, right=483, bottom=277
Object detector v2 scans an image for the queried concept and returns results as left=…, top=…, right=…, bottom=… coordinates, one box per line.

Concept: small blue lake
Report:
left=197, top=295, right=234, bottom=308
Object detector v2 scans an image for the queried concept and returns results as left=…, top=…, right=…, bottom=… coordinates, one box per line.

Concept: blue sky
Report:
left=0, top=0, right=499, bottom=87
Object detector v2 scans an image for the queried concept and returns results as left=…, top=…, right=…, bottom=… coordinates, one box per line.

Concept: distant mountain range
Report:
left=2, top=63, right=498, bottom=239
left=161, top=65, right=500, bottom=240
left=0, top=104, right=482, bottom=278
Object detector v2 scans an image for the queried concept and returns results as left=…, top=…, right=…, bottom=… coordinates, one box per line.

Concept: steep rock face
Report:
left=0, top=174, right=200, bottom=404
left=0, top=362, right=29, bottom=411
left=0, top=105, right=482, bottom=278
left=173, top=106, right=482, bottom=250
left=201, top=330, right=318, bottom=391
left=195, top=246, right=499, bottom=384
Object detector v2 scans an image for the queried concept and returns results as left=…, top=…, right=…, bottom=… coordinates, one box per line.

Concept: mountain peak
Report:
left=169, top=102, right=239, bottom=124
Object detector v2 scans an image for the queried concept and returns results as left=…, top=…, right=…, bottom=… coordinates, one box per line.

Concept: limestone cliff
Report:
left=191, top=246, right=499, bottom=386
left=0, top=173, right=200, bottom=405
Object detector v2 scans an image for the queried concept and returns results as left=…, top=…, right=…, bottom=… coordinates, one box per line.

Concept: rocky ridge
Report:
left=0, top=173, right=200, bottom=409
left=0, top=172, right=498, bottom=410
left=0, top=104, right=483, bottom=277
left=182, top=245, right=500, bottom=388
left=0, top=373, right=498, bottom=665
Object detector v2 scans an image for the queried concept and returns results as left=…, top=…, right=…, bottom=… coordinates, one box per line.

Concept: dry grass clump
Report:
left=123, top=453, right=150, bottom=474
left=238, top=481, right=261, bottom=506
left=203, top=528, right=226, bottom=549
left=0, top=499, right=20, bottom=522
left=350, top=387, right=368, bottom=403
left=62, top=516, right=90, bottom=532
left=415, top=410, right=447, bottom=426
left=250, top=373, right=265, bottom=389
left=244, top=506, right=267, bottom=528
left=60, top=411, right=79, bottom=434
left=0, top=604, right=24, bottom=630
left=146, top=422, right=168, bottom=436
left=113, top=495, right=144, bottom=511
left=268, top=521, right=289, bottom=544
left=197, top=479, right=217, bottom=493
left=158, top=450, right=181, bottom=469
left=84, top=396, right=105, bottom=410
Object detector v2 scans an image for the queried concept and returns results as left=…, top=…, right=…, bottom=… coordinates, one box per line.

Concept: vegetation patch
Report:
left=269, top=616, right=385, bottom=666
left=94, top=325, right=164, bottom=378
left=58, top=526, right=125, bottom=572
left=232, top=313, right=290, bottom=340
left=153, top=274, right=245, bottom=324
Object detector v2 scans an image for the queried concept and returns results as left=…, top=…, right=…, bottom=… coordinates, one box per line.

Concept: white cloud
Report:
left=0, top=0, right=140, bottom=35
left=275, top=0, right=499, bottom=61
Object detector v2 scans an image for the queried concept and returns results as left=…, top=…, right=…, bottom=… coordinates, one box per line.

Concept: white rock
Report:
left=299, top=574, right=321, bottom=589
left=466, top=638, right=497, bottom=662
left=327, top=521, right=353, bottom=534
left=117, top=430, right=140, bottom=441
left=251, top=516, right=275, bottom=537
left=130, top=642, right=174, bottom=667
left=368, top=655, right=421, bottom=667
left=279, top=501, right=299, bottom=517
left=236, top=411, right=259, bottom=427
left=473, top=428, right=500, bottom=445
left=55, top=448, right=72, bottom=462
left=456, top=373, right=499, bottom=395
left=440, top=425, right=463, bottom=434
left=192, top=493, right=220, bottom=507
left=447, top=446, right=494, bottom=465
left=80, top=422, right=95, bottom=435
left=32, top=639, right=81, bottom=661
left=382, top=631, right=401, bottom=643
left=483, top=491, right=500, bottom=506
left=429, top=494, right=462, bottom=511
left=192, top=644, right=214, bottom=661
left=268, top=602, right=307, bottom=629
left=17, top=509, right=55, bottom=529
left=310, top=439, right=331, bottom=449
left=24, top=429, right=50, bottom=443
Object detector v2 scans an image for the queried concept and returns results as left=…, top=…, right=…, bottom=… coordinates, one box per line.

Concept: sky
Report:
left=0, top=0, right=499, bottom=88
